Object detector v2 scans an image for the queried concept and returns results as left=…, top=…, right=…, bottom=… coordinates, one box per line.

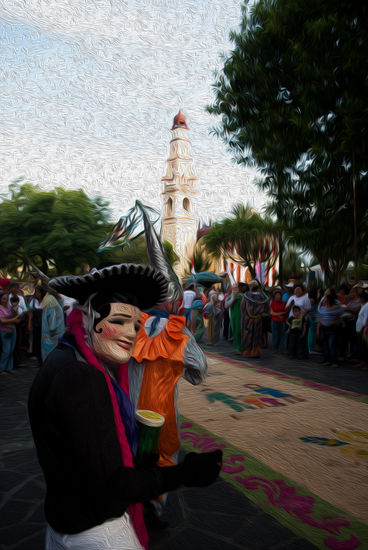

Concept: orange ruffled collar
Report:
left=133, top=313, right=188, bottom=363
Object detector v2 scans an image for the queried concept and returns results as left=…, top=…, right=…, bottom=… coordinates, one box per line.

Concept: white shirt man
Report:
left=356, top=299, right=368, bottom=333
left=183, top=289, right=196, bottom=309
left=286, top=285, right=311, bottom=318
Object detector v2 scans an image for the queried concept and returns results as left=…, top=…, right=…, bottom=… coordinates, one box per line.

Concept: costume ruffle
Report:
left=133, top=313, right=188, bottom=363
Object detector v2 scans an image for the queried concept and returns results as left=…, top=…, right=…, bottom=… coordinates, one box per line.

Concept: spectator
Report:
left=287, top=305, right=307, bottom=359
left=261, top=290, right=271, bottom=349
left=29, top=285, right=47, bottom=366
left=40, top=292, right=65, bottom=361
left=337, top=284, right=349, bottom=305
left=222, top=281, right=231, bottom=341
left=343, top=287, right=362, bottom=359
left=317, top=294, right=342, bottom=367
left=7, top=283, right=29, bottom=368
left=282, top=283, right=294, bottom=303
left=9, top=295, right=21, bottom=316
left=306, top=293, right=319, bottom=354
left=183, top=284, right=197, bottom=309
left=182, top=284, right=197, bottom=328
left=356, top=291, right=368, bottom=369
left=0, top=292, right=22, bottom=374
left=7, top=282, right=27, bottom=313
left=286, top=284, right=311, bottom=318
left=270, top=290, right=286, bottom=352
left=316, top=286, right=325, bottom=303
left=204, top=292, right=222, bottom=345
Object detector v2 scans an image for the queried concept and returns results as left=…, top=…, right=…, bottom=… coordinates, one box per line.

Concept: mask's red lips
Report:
left=117, top=340, right=132, bottom=351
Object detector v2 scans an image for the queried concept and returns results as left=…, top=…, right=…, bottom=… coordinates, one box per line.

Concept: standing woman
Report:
left=241, top=283, right=269, bottom=358
left=0, top=292, right=22, bottom=374
left=317, top=294, right=342, bottom=367
left=270, top=290, right=286, bottom=352
left=204, top=292, right=223, bottom=345
left=40, top=292, right=65, bottom=361
left=224, top=284, right=244, bottom=353
left=190, top=299, right=206, bottom=342
left=29, top=285, right=47, bottom=365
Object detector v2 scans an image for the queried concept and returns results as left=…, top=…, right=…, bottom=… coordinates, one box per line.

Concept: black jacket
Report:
left=28, top=343, right=182, bottom=534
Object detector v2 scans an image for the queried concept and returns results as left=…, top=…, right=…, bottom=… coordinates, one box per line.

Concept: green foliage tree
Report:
left=208, top=0, right=368, bottom=283
left=281, top=245, right=304, bottom=281
left=0, top=182, right=121, bottom=276
left=202, top=204, right=279, bottom=280
left=184, top=243, right=213, bottom=279
left=162, top=240, right=180, bottom=267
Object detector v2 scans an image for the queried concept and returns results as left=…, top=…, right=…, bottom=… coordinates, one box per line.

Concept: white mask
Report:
left=92, top=302, right=141, bottom=364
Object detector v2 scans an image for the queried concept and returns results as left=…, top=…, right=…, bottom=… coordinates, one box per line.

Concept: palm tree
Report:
left=281, top=245, right=304, bottom=281
left=202, top=203, right=279, bottom=281
left=184, top=243, right=213, bottom=278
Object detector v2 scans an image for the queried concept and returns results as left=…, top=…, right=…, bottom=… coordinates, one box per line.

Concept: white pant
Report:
left=45, top=513, right=144, bottom=550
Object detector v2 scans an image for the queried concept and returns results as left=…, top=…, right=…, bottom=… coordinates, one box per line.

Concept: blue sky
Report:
left=0, top=0, right=265, bottom=223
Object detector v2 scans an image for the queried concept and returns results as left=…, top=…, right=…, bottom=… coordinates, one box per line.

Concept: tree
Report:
left=208, top=0, right=368, bottom=281
left=0, top=182, right=120, bottom=276
left=184, top=243, right=213, bottom=279
left=281, top=245, right=305, bottom=281
left=163, top=240, right=180, bottom=267
left=202, top=204, right=279, bottom=280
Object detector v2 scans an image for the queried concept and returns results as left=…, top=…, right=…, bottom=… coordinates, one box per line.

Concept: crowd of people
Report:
left=182, top=278, right=368, bottom=370
left=0, top=280, right=72, bottom=375
left=1, top=275, right=367, bottom=374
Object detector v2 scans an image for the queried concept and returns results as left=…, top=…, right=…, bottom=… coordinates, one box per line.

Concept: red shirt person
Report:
left=270, top=290, right=286, bottom=352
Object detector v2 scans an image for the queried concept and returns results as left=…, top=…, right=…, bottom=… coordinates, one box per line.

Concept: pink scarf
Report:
left=66, top=309, right=148, bottom=550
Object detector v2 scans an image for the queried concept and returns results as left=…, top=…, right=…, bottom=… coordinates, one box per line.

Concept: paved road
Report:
left=1, top=346, right=366, bottom=549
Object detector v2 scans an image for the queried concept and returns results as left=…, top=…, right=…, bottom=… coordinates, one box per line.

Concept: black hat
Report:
left=49, top=263, right=168, bottom=310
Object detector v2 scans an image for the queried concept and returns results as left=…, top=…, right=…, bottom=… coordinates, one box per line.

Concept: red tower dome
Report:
left=171, top=109, right=188, bottom=130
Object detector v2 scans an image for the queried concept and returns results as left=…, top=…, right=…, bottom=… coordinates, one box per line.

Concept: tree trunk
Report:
left=278, top=234, right=284, bottom=287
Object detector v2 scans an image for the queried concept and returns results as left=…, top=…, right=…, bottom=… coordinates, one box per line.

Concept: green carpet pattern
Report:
left=180, top=415, right=368, bottom=550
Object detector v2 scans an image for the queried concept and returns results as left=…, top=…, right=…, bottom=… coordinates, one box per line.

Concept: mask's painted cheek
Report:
left=98, top=323, right=117, bottom=340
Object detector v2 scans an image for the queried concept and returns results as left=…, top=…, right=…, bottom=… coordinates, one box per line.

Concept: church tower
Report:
left=161, top=110, right=197, bottom=273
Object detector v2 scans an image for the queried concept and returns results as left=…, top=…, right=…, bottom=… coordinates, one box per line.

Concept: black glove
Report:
left=181, top=450, right=223, bottom=487
left=134, top=452, right=160, bottom=469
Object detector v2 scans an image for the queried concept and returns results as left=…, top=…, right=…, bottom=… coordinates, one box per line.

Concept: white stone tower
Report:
left=161, top=110, right=197, bottom=273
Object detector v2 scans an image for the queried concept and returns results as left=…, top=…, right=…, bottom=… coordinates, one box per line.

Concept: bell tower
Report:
left=161, top=110, right=197, bottom=272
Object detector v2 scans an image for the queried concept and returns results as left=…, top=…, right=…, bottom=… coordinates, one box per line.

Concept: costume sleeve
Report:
left=182, top=327, right=208, bottom=385
left=224, top=293, right=237, bottom=309
left=45, top=365, right=185, bottom=508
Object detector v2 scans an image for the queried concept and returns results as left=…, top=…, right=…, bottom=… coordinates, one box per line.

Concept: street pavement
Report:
left=1, top=341, right=367, bottom=550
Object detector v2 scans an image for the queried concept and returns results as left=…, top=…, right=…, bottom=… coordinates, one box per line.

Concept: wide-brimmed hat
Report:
left=49, top=263, right=168, bottom=310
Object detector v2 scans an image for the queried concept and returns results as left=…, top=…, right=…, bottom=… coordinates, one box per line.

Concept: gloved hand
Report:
left=134, top=452, right=160, bottom=468
left=181, top=450, right=223, bottom=487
